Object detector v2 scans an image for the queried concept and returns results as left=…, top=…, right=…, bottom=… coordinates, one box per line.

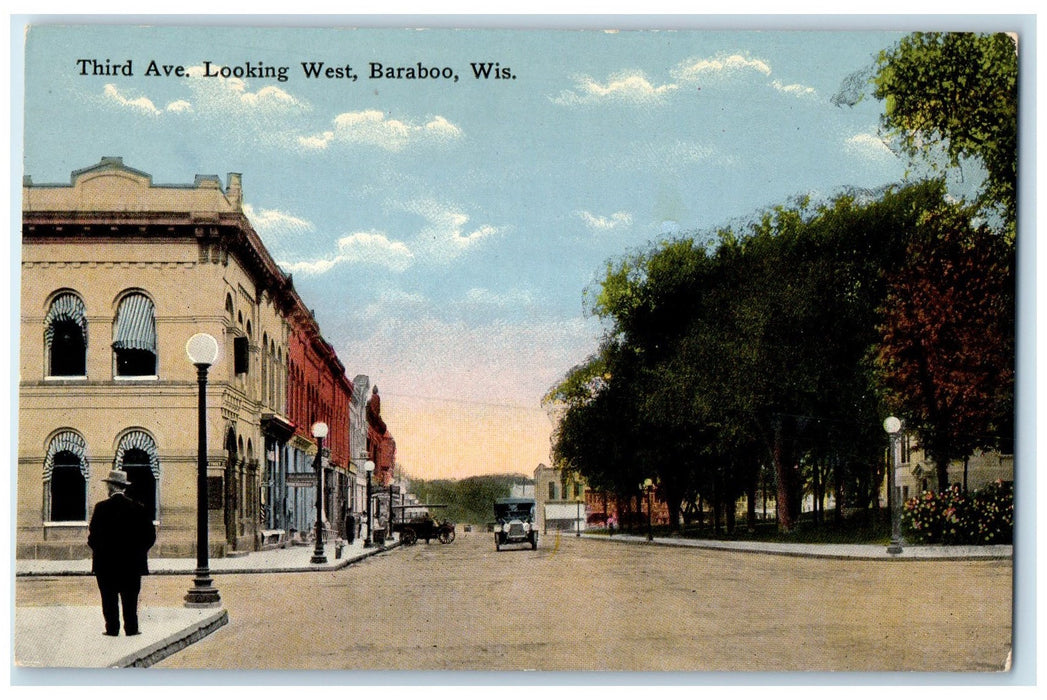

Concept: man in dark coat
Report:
left=345, top=511, right=356, bottom=545
left=88, top=470, right=156, bottom=636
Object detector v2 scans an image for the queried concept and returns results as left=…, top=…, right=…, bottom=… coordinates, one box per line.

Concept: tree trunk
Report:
left=746, top=480, right=757, bottom=532
left=833, top=455, right=845, bottom=525
left=935, top=453, right=950, bottom=493
left=808, top=458, right=816, bottom=523
left=667, top=495, right=681, bottom=535
left=772, top=420, right=795, bottom=531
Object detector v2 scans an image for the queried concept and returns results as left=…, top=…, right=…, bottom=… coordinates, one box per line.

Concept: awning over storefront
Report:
left=261, top=413, right=296, bottom=443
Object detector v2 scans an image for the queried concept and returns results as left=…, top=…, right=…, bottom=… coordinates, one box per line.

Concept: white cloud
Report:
left=183, top=65, right=307, bottom=114
left=552, top=70, right=678, bottom=106
left=575, top=210, right=633, bottom=231
left=845, top=132, right=895, bottom=160
left=244, top=204, right=315, bottom=236
left=165, top=99, right=193, bottom=113
left=278, top=230, right=414, bottom=275
left=102, top=84, right=189, bottom=116
left=402, top=199, right=502, bottom=261
left=771, top=80, right=817, bottom=98
left=298, top=131, right=334, bottom=150
left=672, top=53, right=773, bottom=82
left=299, top=109, right=463, bottom=152
left=279, top=258, right=340, bottom=275
left=336, top=231, right=415, bottom=271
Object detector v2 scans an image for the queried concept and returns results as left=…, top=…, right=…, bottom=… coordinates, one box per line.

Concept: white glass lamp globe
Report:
left=883, top=416, right=902, bottom=435
left=186, top=333, right=220, bottom=366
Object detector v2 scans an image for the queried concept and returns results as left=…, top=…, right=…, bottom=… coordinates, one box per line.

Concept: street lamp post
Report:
left=644, top=478, right=654, bottom=542
left=883, top=416, right=904, bottom=555
left=364, top=460, right=375, bottom=547
left=310, top=422, right=330, bottom=564
left=576, top=496, right=582, bottom=537
left=184, top=333, right=221, bottom=608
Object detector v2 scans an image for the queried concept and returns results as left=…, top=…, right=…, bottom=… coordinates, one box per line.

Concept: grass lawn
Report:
left=608, top=509, right=895, bottom=545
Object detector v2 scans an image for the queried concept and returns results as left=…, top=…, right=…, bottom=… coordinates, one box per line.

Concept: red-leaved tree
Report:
left=877, top=205, right=1014, bottom=492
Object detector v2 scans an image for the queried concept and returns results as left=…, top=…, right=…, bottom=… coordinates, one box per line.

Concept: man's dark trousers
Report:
left=96, top=572, right=142, bottom=635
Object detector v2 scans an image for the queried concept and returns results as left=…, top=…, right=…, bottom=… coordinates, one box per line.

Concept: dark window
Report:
left=50, top=319, right=86, bottom=376
left=548, top=482, right=557, bottom=500
left=122, top=448, right=157, bottom=521
left=207, top=476, right=224, bottom=510
left=45, top=293, right=87, bottom=377
left=234, top=336, right=249, bottom=375
left=116, top=349, right=156, bottom=377
left=50, top=451, right=86, bottom=521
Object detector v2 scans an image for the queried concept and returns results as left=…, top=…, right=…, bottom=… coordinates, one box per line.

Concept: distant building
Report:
left=509, top=483, right=535, bottom=499
left=534, top=463, right=587, bottom=533
left=891, top=433, right=1013, bottom=502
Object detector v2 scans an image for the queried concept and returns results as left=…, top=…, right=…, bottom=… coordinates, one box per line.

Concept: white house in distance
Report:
left=534, top=463, right=586, bottom=534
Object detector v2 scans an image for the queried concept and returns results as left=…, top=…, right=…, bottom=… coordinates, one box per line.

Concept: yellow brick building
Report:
left=19, top=158, right=294, bottom=559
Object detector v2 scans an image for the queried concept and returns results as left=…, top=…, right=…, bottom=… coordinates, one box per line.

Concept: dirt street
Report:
left=17, top=530, right=1013, bottom=672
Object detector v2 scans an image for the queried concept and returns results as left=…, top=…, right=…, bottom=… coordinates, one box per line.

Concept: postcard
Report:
left=13, top=18, right=1025, bottom=680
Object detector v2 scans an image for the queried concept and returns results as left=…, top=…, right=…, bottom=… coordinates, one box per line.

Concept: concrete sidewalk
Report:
left=583, top=532, right=1013, bottom=560
left=14, top=537, right=399, bottom=669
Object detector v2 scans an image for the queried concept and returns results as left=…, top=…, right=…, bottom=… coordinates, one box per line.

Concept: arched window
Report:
left=45, top=293, right=87, bottom=376
left=113, top=293, right=157, bottom=377
left=44, top=431, right=88, bottom=522
left=262, top=333, right=269, bottom=405
left=115, top=430, right=160, bottom=521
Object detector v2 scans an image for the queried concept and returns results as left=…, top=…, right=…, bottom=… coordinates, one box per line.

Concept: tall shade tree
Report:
left=548, top=181, right=961, bottom=533
left=876, top=204, right=1015, bottom=492
left=872, top=32, right=1019, bottom=232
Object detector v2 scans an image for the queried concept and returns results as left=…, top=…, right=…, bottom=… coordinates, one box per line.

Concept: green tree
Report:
left=549, top=182, right=954, bottom=533
left=872, top=32, right=1019, bottom=231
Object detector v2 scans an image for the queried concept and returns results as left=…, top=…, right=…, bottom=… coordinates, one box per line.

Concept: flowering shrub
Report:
left=901, top=480, right=1013, bottom=545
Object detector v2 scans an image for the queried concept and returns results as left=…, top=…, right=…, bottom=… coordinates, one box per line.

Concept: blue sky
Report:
left=21, top=23, right=926, bottom=478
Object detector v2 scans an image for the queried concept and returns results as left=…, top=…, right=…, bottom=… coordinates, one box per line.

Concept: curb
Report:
left=151, top=540, right=403, bottom=576
left=15, top=539, right=402, bottom=578
left=117, top=609, right=229, bottom=668
left=583, top=534, right=1013, bottom=561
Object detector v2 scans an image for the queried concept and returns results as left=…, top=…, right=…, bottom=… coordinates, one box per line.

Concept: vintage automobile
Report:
left=493, top=497, right=538, bottom=551
left=392, top=505, right=456, bottom=546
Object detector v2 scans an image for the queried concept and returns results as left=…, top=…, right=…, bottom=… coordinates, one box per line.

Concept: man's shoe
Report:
left=103, top=632, right=119, bottom=637
left=125, top=630, right=141, bottom=636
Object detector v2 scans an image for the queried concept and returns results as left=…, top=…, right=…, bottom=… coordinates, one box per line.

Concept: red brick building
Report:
left=284, top=296, right=353, bottom=538
left=366, top=386, right=397, bottom=487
